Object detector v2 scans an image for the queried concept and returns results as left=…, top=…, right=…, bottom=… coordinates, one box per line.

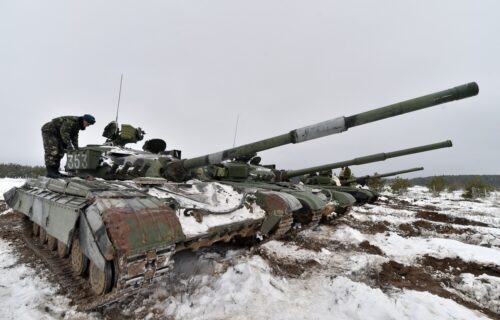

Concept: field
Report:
left=1, top=179, right=499, bottom=320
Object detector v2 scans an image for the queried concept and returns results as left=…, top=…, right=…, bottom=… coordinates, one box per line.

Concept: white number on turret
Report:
left=67, top=153, right=88, bottom=169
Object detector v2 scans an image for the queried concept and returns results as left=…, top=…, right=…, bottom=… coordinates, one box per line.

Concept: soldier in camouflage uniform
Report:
left=339, top=166, right=352, bottom=182
left=41, top=114, right=96, bottom=178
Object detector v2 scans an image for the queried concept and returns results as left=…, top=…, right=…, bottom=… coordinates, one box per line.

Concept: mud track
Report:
left=376, top=258, right=500, bottom=320
left=416, top=210, right=490, bottom=227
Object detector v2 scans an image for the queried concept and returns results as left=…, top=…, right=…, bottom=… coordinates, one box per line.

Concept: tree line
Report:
left=0, top=163, right=46, bottom=178
left=371, top=175, right=497, bottom=199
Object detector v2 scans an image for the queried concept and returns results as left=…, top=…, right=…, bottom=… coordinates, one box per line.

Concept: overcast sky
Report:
left=0, top=1, right=498, bottom=177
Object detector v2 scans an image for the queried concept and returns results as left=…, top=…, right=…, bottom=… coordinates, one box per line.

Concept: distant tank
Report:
left=281, top=140, right=452, bottom=204
left=3, top=82, right=478, bottom=305
left=205, top=141, right=450, bottom=212
left=336, top=167, right=425, bottom=203
left=341, top=167, right=424, bottom=186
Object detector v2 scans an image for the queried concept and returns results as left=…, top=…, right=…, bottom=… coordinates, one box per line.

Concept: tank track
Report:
left=268, top=211, right=294, bottom=240
left=18, top=217, right=144, bottom=311
left=308, top=210, right=323, bottom=228
left=16, top=213, right=274, bottom=311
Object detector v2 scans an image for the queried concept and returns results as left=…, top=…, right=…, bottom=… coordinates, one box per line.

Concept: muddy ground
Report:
left=1, top=192, right=499, bottom=319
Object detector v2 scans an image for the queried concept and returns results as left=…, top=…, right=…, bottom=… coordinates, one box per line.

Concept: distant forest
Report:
left=0, top=163, right=46, bottom=178
left=405, top=175, right=500, bottom=188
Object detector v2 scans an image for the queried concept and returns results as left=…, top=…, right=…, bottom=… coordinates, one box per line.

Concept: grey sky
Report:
left=0, top=1, right=498, bottom=177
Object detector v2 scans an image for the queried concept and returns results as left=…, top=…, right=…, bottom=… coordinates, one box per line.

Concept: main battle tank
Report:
left=3, top=82, right=478, bottom=305
left=306, top=167, right=425, bottom=204
left=282, top=140, right=452, bottom=204
left=203, top=140, right=451, bottom=215
left=341, top=166, right=424, bottom=186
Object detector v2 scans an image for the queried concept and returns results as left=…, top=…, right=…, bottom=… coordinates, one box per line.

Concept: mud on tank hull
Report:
left=3, top=177, right=300, bottom=302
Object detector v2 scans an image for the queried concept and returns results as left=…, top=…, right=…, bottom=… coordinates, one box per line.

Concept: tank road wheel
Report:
left=47, top=235, right=57, bottom=251
left=32, top=223, right=40, bottom=237
left=89, top=261, right=113, bottom=295
left=57, top=240, right=70, bottom=258
left=70, top=238, right=89, bottom=276
left=39, top=228, right=48, bottom=244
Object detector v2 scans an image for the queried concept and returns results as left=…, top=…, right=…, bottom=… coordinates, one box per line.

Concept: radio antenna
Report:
left=232, top=113, right=239, bottom=147
left=115, top=74, right=123, bottom=125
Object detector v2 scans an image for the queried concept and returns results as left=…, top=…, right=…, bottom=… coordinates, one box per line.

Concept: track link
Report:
left=18, top=217, right=142, bottom=311
left=269, top=212, right=294, bottom=240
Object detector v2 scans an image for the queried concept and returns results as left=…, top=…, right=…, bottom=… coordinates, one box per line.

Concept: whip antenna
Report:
left=115, top=74, right=123, bottom=125
left=232, top=113, right=239, bottom=147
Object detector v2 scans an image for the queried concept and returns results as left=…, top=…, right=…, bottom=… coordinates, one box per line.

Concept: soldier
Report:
left=41, top=114, right=96, bottom=178
left=339, top=166, right=352, bottom=181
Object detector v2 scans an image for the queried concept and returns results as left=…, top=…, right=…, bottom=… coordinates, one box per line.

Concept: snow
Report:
left=0, top=178, right=25, bottom=200
left=452, top=273, right=500, bottom=314
left=160, top=255, right=488, bottom=320
left=0, top=179, right=498, bottom=319
left=371, top=231, right=500, bottom=265
left=0, top=240, right=91, bottom=320
left=146, top=181, right=267, bottom=238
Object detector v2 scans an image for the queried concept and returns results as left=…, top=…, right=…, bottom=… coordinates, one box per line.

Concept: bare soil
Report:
left=329, top=218, right=390, bottom=235
left=412, top=219, right=468, bottom=235
left=376, top=259, right=500, bottom=320
left=258, top=246, right=321, bottom=278
left=416, top=211, right=489, bottom=227
left=420, top=255, right=500, bottom=278
left=358, top=241, right=383, bottom=255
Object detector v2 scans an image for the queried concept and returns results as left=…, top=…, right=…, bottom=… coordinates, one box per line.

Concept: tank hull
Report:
left=3, top=177, right=299, bottom=304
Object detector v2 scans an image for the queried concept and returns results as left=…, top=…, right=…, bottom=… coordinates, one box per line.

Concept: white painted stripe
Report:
left=293, top=117, right=346, bottom=143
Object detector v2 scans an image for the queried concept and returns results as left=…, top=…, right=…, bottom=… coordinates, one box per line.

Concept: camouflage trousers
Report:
left=41, top=123, right=64, bottom=167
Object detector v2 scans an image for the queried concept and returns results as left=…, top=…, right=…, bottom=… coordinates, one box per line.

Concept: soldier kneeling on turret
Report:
left=41, top=114, right=96, bottom=178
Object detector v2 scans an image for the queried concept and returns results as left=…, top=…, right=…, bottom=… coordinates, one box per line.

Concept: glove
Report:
left=66, top=144, right=75, bottom=152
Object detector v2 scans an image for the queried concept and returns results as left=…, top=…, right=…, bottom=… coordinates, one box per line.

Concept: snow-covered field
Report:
left=0, top=179, right=499, bottom=319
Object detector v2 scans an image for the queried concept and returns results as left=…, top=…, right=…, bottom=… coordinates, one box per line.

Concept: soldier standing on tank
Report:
left=41, top=114, right=96, bottom=178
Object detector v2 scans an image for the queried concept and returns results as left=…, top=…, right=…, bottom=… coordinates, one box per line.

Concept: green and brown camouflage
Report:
left=43, top=116, right=82, bottom=148
left=198, top=140, right=450, bottom=218
left=65, top=82, right=476, bottom=182
left=342, top=167, right=424, bottom=186
left=282, top=140, right=451, bottom=181
left=3, top=81, right=479, bottom=303
left=42, top=116, right=82, bottom=166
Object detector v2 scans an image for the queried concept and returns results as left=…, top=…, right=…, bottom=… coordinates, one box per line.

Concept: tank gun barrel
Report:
left=283, top=140, right=451, bottom=180
left=342, top=167, right=424, bottom=185
left=167, top=82, right=477, bottom=181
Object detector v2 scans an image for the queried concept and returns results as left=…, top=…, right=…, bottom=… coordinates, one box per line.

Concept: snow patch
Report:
left=0, top=240, right=92, bottom=320
left=160, top=255, right=488, bottom=320
left=0, top=178, right=25, bottom=200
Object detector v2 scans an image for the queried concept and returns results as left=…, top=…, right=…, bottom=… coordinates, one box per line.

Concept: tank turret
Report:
left=281, top=140, right=451, bottom=181
left=342, top=167, right=424, bottom=186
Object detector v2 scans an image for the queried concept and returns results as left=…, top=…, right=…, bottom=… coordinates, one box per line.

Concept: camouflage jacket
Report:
left=48, top=116, right=83, bottom=148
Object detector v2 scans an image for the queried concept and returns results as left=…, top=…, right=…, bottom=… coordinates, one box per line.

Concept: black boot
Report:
left=46, top=165, right=62, bottom=178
